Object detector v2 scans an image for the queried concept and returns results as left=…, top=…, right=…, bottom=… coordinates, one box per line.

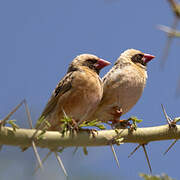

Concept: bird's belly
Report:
left=116, top=85, right=144, bottom=114
left=58, top=82, right=102, bottom=122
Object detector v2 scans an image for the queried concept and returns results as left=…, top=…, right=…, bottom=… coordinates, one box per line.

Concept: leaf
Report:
left=129, top=116, right=143, bottom=123
left=35, top=116, right=45, bottom=128
left=83, top=147, right=88, bottom=155
left=79, top=119, right=106, bottom=130
left=139, top=173, right=175, bottom=180
left=58, top=147, right=65, bottom=153
left=7, top=120, right=19, bottom=131
left=174, top=117, right=180, bottom=123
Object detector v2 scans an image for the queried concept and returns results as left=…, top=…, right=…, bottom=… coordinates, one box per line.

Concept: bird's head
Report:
left=68, top=54, right=111, bottom=74
left=116, top=49, right=155, bottom=69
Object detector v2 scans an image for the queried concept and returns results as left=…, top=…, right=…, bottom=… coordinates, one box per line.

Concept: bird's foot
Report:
left=110, top=119, right=132, bottom=129
left=109, top=106, right=132, bottom=129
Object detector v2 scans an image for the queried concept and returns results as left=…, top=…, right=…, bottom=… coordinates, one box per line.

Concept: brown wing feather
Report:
left=39, top=72, right=73, bottom=119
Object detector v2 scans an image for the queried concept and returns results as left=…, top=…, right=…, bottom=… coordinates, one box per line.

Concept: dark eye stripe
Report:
left=131, top=54, right=145, bottom=65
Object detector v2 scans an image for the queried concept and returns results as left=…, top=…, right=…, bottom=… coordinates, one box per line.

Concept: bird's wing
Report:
left=36, top=72, right=74, bottom=127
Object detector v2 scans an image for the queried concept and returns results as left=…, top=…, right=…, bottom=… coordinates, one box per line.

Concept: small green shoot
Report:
left=7, top=120, right=19, bottom=131
left=79, top=119, right=106, bottom=130
left=139, top=173, right=175, bottom=180
left=174, top=117, right=180, bottom=123
left=128, top=116, right=143, bottom=130
left=83, top=147, right=88, bottom=155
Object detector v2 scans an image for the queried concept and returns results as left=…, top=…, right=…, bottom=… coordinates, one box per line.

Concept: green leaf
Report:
left=35, top=116, right=45, bottom=128
left=7, top=120, right=19, bottom=131
left=83, top=147, right=88, bottom=155
left=174, top=117, right=180, bottom=123
left=139, top=173, right=175, bottom=180
left=79, top=119, right=106, bottom=130
left=58, top=147, right=65, bottom=153
left=129, top=116, right=143, bottom=123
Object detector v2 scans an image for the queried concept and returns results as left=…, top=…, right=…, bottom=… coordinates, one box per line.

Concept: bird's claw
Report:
left=111, top=119, right=132, bottom=129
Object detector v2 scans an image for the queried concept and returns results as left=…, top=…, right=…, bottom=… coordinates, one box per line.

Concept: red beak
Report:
left=143, top=53, right=155, bottom=64
left=95, top=59, right=111, bottom=69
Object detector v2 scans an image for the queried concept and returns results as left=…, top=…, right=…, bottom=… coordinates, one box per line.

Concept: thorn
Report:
left=161, top=104, right=176, bottom=128
left=54, top=151, right=68, bottom=178
left=34, top=150, right=52, bottom=173
left=128, top=144, right=141, bottom=158
left=72, top=147, right=78, bottom=156
left=62, top=107, right=68, bottom=118
left=142, top=144, right=152, bottom=174
left=24, top=100, right=33, bottom=128
left=163, top=139, right=178, bottom=155
left=160, top=17, right=179, bottom=68
left=175, top=76, right=180, bottom=97
left=76, top=106, right=91, bottom=128
left=157, top=24, right=180, bottom=36
left=0, top=100, right=25, bottom=150
left=110, top=144, right=120, bottom=168
left=24, top=100, right=44, bottom=171
left=32, top=141, right=44, bottom=171
left=0, top=99, right=25, bottom=126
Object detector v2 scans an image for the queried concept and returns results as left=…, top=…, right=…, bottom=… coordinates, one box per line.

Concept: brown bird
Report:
left=36, top=54, right=110, bottom=131
left=88, top=49, right=155, bottom=124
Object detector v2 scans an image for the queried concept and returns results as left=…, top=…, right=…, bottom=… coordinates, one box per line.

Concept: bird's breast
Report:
left=102, top=66, right=147, bottom=114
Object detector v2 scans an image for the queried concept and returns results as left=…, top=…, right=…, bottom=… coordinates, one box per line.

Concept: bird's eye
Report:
left=131, top=54, right=145, bottom=65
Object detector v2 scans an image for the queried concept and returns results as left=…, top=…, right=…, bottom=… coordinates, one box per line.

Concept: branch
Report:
left=1, top=124, right=180, bottom=149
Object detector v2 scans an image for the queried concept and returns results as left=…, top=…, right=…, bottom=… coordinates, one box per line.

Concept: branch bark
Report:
left=0, top=124, right=180, bottom=149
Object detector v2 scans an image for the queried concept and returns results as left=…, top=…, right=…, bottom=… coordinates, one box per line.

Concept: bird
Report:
left=87, top=49, right=155, bottom=124
left=35, top=54, right=110, bottom=131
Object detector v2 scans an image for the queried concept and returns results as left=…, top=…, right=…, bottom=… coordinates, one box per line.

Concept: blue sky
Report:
left=0, top=0, right=180, bottom=180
